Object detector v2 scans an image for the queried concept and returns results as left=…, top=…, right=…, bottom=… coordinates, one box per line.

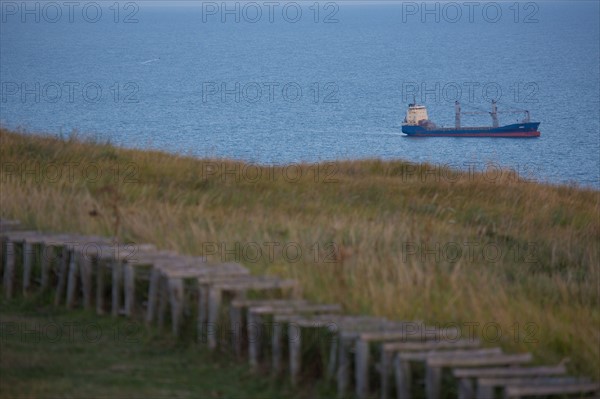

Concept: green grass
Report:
left=1, top=127, right=598, bottom=380
left=0, top=297, right=335, bottom=399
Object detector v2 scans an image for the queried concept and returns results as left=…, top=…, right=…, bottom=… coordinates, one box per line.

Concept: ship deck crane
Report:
left=455, top=100, right=531, bottom=128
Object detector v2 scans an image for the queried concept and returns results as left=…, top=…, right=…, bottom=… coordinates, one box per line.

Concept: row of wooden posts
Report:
left=1, top=219, right=598, bottom=399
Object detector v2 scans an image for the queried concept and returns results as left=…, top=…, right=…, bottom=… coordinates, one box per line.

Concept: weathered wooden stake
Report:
left=111, top=259, right=122, bottom=316
left=289, top=322, right=301, bottom=386
left=197, top=285, right=208, bottom=340
left=248, top=311, right=262, bottom=369
left=123, top=264, right=135, bottom=317
left=54, top=246, right=69, bottom=305
left=393, top=355, right=412, bottom=399
left=272, top=321, right=283, bottom=374
left=326, top=338, right=338, bottom=381
left=475, top=383, right=494, bottom=399
left=168, top=277, right=184, bottom=336
left=40, top=243, right=50, bottom=291
left=3, top=241, right=15, bottom=299
left=146, top=267, right=160, bottom=324
left=22, top=241, right=33, bottom=296
left=355, top=339, right=370, bottom=399
left=337, top=336, right=351, bottom=397
left=230, top=305, right=243, bottom=357
left=207, top=287, right=222, bottom=349
left=457, top=377, right=475, bottom=399
left=96, top=260, right=105, bottom=314
left=80, top=254, right=93, bottom=309
left=425, top=365, right=443, bottom=399
left=0, top=237, right=5, bottom=278
left=157, top=276, right=168, bottom=329
left=65, top=250, right=79, bottom=308
left=380, top=350, right=393, bottom=399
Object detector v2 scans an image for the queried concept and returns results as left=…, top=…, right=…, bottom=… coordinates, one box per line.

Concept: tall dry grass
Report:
left=1, top=128, right=598, bottom=377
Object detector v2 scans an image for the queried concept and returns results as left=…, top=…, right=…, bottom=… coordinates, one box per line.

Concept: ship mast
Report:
left=455, top=101, right=461, bottom=128
left=491, top=100, right=499, bottom=128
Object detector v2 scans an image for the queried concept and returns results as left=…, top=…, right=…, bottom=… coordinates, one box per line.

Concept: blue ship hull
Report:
left=402, top=122, right=541, bottom=137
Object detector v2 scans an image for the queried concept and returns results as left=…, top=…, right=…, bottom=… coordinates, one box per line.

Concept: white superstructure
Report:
left=403, top=104, right=429, bottom=126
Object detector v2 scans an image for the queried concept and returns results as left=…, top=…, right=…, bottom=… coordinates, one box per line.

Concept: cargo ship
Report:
left=401, top=100, right=540, bottom=137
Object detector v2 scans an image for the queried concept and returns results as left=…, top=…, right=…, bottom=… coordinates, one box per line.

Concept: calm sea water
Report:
left=1, top=1, right=599, bottom=187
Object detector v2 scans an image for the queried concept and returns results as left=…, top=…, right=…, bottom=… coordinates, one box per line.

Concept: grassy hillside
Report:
left=1, top=127, right=598, bottom=378
left=0, top=299, right=333, bottom=398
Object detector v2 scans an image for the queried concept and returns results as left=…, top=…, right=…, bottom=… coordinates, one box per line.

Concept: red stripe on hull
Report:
left=407, top=131, right=541, bottom=138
